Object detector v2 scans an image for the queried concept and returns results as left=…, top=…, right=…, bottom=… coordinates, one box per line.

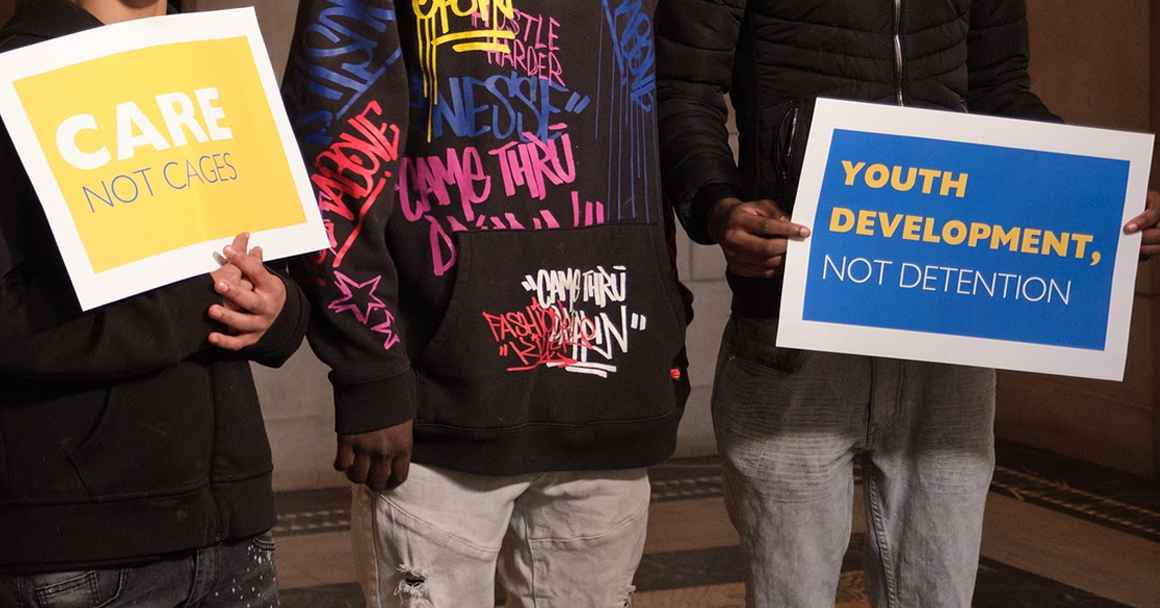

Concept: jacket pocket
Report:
left=758, top=99, right=815, bottom=211
left=415, top=224, right=687, bottom=432
left=66, top=364, right=214, bottom=499
left=0, top=385, right=115, bottom=503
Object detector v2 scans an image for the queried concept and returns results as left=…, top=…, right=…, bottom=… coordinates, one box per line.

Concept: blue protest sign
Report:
left=778, top=99, right=1154, bottom=380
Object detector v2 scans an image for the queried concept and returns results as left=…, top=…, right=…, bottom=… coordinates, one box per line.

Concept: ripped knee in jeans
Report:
left=390, top=566, right=634, bottom=607
left=620, top=584, right=636, bottom=607
left=394, top=564, right=433, bottom=607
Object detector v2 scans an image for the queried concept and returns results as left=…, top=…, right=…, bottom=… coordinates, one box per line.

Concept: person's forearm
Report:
left=0, top=274, right=220, bottom=383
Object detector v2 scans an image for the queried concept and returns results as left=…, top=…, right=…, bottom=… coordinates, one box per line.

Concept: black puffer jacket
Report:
left=656, top=0, right=1059, bottom=316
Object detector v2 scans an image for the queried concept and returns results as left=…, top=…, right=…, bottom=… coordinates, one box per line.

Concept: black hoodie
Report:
left=283, top=0, right=691, bottom=474
left=0, top=1, right=309, bottom=573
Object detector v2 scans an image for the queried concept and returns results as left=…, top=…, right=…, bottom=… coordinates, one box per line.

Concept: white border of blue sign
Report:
left=777, top=98, right=1154, bottom=381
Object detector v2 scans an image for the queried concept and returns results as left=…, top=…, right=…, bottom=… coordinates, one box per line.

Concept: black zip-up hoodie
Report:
left=0, top=1, right=309, bottom=573
left=283, top=0, right=691, bottom=474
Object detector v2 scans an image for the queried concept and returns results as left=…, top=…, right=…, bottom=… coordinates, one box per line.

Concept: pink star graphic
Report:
left=371, top=309, right=402, bottom=351
left=328, top=271, right=387, bottom=325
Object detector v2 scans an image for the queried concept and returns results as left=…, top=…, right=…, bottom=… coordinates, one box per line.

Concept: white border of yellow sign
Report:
left=0, top=8, right=326, bottom=310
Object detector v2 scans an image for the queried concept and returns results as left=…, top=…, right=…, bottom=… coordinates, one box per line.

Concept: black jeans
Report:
left=0, top=533, right=279, bottom=608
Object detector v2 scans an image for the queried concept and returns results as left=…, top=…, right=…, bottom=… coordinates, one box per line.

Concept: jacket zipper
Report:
left=893, top=0, right=905, bottom=105
left=780, top=106, right=800, bottom=188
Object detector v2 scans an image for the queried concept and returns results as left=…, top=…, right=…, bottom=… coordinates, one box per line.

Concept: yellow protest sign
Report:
left=0, top=9, right=325, bottom=309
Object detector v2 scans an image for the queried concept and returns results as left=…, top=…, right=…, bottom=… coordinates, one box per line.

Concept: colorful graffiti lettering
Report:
left=398, top=145, right=491, bottom=224
left=307, top=97, right=404, bottom=351
left=289, top=0, right=403, bottom=147
left=311, top=100, right=402, bottom=270
left=592, top=0, right=658, bottom=223
left=482, top=265, right=646, bottom=378
left=430, top=70, right=589, bottom=144
left=603, top=0, right=655, bottom=111
left=521, top=265, right=627, bottom=310
left=480, top=8, right=565, bottom=86
left=489, top=127, right=577, bottom=199
left=413, top=0, right=516, bottom=140
left=398, top=126, right=607, bottom=276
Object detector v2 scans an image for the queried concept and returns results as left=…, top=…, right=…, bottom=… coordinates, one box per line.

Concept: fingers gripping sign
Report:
left=1124, top=190, right=1160, bottom=260
left=712, top=197, right=812, bottom=278
left=207, top=232, right=288, bottom=350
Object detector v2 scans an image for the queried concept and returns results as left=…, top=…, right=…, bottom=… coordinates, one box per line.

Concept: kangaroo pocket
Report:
left=66, top=364, right=214, bottom=499
left=415, top=224, right=687, bottom=432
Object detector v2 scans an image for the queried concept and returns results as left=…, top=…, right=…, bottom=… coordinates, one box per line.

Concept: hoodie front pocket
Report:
left=67, top=365, right=213, bottom=499
left=415, top=224, right=686, bottom=432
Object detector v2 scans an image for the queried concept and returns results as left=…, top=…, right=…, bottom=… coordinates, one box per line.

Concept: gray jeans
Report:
left=713, top=317, right=996, bottom=608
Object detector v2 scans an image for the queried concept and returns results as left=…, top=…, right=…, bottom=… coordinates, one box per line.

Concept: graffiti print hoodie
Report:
left=284, top=0, right=690, bottom=475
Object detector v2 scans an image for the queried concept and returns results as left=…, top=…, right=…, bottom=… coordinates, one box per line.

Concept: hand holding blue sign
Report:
left=710, top=197, right=811, bottom=278
left=1124, top=190, right=1160, bottom=259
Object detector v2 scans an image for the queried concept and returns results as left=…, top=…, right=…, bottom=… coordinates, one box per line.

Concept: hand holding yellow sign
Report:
left=0, top=9, right=325, bottom=309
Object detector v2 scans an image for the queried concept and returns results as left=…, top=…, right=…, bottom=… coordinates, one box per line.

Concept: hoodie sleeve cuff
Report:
left=246, top=275, right=309, bottom=368
left=690, top=182, right=744, bottom=244
left=173, top=275, right=230, bottom=351
left=332, top=369, right=417, bottom=435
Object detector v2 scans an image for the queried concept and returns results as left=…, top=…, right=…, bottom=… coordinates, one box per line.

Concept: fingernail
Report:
left=1127, top=224, right=1138, bottom=232
left=224, top=246, right=236, bottom=256
left=217, top=282, right=229, bottom=293
left=800, top=227, right=811, bottom=237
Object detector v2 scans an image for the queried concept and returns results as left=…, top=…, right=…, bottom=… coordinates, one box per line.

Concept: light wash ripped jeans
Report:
left=713, top=316, right=996, bottom=608
left=352, top=463, right=649, bottom=608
